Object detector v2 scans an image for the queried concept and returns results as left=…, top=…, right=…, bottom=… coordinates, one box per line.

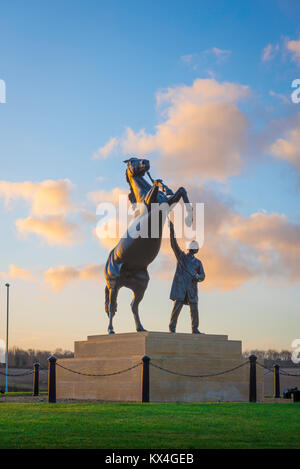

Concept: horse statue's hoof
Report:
left=108, top=329, right=115, bottom=335
left=136, top=327, right=147, bottom=332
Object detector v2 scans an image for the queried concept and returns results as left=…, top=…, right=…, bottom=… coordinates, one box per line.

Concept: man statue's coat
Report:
left=170, top=237, right=205, bottom=305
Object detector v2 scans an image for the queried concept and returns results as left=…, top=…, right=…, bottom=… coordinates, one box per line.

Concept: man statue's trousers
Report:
left=169, top=299, right=199, bottom=332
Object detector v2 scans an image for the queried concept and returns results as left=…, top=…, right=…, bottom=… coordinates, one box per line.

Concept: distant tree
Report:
left=242, top=349, right=292, bottom=361
left=279, top=350, right=292, bottom=361
left=1, top=347, right=74, bottom=368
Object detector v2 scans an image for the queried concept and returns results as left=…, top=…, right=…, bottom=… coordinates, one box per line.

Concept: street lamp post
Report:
left=5, top=283, right=10, bottom=393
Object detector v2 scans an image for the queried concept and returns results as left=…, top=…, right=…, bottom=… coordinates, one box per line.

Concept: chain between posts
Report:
left=149, top=360, right=248, bottom=378
left=257, top=361, right=273, bottom=372
left=1, top=361, right=297, bottom=379
left=277, top=369, right=300, bottom=377
left=257, top=361, right=300, bottom=378
left=55, top=361, right=141, bottom=377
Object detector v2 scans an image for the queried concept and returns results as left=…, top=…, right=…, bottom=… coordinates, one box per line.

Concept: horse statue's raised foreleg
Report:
left=167, top=186, right=193, bottom=226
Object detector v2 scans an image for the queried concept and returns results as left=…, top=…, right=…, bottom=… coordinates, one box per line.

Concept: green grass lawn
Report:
left=0, top=391, right=47, bottom=396
left=0, top=402, right=299, bottom=449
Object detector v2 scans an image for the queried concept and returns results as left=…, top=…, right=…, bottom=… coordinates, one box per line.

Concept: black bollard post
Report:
left=249, top=354, right=257, bottom=403
left=141, top=355, right=150, bottom=403
left=48, top=356, right=57, bottom=403
left=273, top=363, right=281, bottom=398
left=33, top=362, right=40, bottom=396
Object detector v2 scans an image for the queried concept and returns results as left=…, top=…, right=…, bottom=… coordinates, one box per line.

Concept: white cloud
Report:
left=268, top=114, right=300, bottom=175
left=262, top=36, right=300, bottom=67
left=0, top=179, right=74, bottom=216
left=16, top=215, right=81, bottom=246
left=262, top=43, right=279, bottom=62
left=0, top=264, right=36, bottom=281
left=228, top=212, right=300, bottom=282
left=87, top=187, right=128, bottom=205
left=44, top=264, right=104, bottom=290
left=0, top=179, right=83, bottom=245
left=180, top=47, right=231, bottom=70
left=97, top=78, right=251, bottom=184
left=210, top=47, right=231, bottom=61
left=269, top=90, right=290, bottom=105
left=93, top=137, right=118, bottom=159
left=287, top=36, right=300, bottom=65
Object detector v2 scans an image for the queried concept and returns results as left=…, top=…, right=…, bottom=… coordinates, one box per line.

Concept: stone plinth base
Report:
left=56, top=332, right=264, bottom=402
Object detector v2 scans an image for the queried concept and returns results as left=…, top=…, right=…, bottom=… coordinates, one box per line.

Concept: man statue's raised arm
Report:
left=169, top=220, right=182, bottom=260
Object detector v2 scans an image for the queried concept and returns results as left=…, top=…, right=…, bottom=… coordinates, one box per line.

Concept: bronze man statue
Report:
left=168, top=221, right=205, bottom=334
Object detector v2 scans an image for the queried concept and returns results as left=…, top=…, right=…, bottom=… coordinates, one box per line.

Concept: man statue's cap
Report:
left=188, top=240, right=199, bottom=250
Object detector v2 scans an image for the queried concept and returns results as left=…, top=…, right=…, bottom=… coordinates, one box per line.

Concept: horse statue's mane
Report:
left=125, top=169, right=137, bottom=205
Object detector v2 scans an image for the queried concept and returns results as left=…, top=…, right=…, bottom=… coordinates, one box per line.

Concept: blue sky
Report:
left=0, top=0, right=300, bottom=352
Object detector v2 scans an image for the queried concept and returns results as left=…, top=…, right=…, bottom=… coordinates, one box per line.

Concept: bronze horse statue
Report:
left=104, top=157, right=193, bottom=334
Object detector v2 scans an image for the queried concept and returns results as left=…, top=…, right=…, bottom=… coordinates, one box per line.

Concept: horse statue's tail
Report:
left=105, top=286, right=109, bottom=316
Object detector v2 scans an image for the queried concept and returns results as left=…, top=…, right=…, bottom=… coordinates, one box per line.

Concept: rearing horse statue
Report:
left=104, top=157, right=193, bottom=334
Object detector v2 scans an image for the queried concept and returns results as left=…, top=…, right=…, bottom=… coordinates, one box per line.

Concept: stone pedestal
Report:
left=56, top=332, right=264, bottom=402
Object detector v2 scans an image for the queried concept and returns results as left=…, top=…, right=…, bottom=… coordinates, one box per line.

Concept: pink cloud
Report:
left=287, top=36, right=300, bottom=65
left=44, top=264, right=104, bottom=291
left=0, top=179, right=74, bottom=216
left=16, top=215, right=81, bottom=246
left=0, top=264, right=36, bottom=281
left=268, top=114, right=300, bottom=175
left=97, top=78, right=250, bottom=184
